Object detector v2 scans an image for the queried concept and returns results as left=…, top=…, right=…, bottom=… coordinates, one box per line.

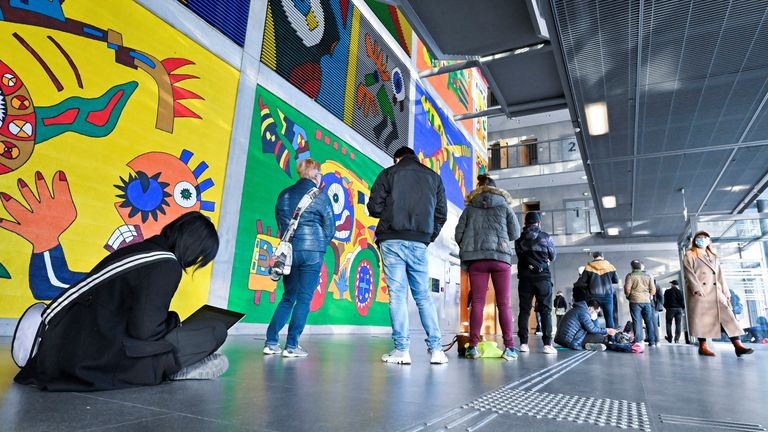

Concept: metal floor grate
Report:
left=468, top=388, right=652, bottom=431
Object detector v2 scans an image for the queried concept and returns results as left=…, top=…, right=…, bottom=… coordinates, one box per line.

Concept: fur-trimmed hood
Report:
left=465, top=186, right=513, bottom=208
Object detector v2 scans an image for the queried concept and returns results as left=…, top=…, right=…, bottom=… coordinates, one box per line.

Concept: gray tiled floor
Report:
left=0, top=335, right=766, bottom=431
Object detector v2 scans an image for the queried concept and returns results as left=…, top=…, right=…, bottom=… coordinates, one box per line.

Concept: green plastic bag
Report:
left=477, top=340, right=504, bottom=358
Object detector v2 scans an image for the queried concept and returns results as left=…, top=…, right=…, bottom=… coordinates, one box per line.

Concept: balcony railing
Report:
left=489, top=136, right=580, bottom=170
left=533, top=207, right=602, bottom=236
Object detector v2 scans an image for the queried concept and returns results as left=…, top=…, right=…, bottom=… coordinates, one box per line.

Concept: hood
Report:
left=522, top=224, right=542, bottom=240
left=465, top=186, right=513, bottom=208
left=584, top=258, right=616, bottom=275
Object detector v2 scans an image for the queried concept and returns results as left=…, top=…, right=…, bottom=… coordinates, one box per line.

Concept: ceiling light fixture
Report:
left=606, top=227, right=620, bottom=236
left=601, top=195, right=617, bottom=208
left=584, top=102, right=609, bottom=135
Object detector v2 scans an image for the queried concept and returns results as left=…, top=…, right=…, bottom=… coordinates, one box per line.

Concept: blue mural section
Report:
left=178, top=0, right=251, bottom=47
left=413, top=82, right=474, bottom=209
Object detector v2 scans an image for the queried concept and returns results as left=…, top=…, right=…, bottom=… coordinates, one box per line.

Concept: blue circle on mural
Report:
left=355, top=261, right=373, bottom=306
left=126, top=176, right=166, bottom=211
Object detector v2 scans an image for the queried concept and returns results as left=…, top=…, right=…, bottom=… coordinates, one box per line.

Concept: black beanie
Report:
left=525, top=212, right=541, bottom=225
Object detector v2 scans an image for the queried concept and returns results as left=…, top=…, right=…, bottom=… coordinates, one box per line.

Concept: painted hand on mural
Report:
left=0, top=171, right=76, bottom=253
left=364, top=33, right=391, bottom=82
left=355, top=84, right=379, bottom=117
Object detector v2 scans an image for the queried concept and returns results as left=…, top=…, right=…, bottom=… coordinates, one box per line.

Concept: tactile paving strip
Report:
left=467, top=388, right=652, bottom=431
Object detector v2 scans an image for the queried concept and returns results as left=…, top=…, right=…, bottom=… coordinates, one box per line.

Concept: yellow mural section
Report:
left=0, top=0, right=238, bottom=318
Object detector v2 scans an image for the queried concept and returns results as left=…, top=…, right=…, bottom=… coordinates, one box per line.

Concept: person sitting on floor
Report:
left=15, top=212, right=228, bottom=391
left=554, top=299, right=617, bottom=351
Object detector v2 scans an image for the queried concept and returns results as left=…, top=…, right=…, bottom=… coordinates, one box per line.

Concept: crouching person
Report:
left=554, top=299, right=617, bottom=351
left=15, top=212, right=228, bottom=391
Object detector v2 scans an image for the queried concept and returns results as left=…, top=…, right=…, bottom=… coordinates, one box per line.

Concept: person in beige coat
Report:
left=683, top=231, right=753, bottom=357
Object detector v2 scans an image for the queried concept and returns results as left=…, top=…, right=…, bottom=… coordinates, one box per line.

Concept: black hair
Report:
left=161, top=211, right=219, bottom=271
left=586, top=299, right=602, bottom=310
left=477, top=173, right=496, bottom=187
left=631, top=259, right=643, bottom=270
left=670, top=280, right=679, bottom=286
left=592, top=251, right=603, bottom=259
left=393, top=146, right=415, bottom=160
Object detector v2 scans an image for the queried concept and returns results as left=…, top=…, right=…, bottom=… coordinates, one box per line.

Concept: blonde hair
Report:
left=297, top=159, right=321, bottom=180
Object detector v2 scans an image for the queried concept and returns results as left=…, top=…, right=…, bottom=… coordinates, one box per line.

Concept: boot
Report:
left=698, top=340, right=716, bottom=357
left=732, top=339, right=754, bottom=357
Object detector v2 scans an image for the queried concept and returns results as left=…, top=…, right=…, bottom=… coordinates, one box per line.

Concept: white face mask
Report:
left=590, top=312, right=598, bottom=321
left=694, top=237, right=710, bottom=249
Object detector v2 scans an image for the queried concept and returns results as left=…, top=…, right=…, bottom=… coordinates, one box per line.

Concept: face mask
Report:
left=590, top=312, right=598, bottom=321
left=694, top=237, right=710, bottom=248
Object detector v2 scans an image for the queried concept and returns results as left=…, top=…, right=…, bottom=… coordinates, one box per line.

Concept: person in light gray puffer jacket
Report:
left=455, top=174, right=521, bottom=360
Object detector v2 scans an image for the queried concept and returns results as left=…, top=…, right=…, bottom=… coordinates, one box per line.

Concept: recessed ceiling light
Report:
left=606, top=227, right=619, bottom=236
left=583, top=192, right=590, bottom=196
left=582, top=248, right=591, bottom=252
left=585, top=102, right=609, bottom=135
left=580, top=175, right=588, bottom=180
left=602, top=195, right=617, bottom=208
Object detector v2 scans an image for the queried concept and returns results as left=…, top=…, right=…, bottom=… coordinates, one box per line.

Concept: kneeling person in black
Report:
left=15, top=212, right=228, bottom=391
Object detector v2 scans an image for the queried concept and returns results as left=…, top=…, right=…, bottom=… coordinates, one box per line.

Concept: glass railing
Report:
left=534, top=207, right=602, bottom=236
left=489, top=136, right=580, bottom=170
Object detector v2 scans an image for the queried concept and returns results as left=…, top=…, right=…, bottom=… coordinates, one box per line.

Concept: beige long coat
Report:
left=683, top=250, right=742, bottom=338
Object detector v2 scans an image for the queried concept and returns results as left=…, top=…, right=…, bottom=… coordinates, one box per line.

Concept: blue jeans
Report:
left=591, top=293, right=615, bottom=329
left=630, top=303, right=656, bottom=344
left=380, top=240, right=442, bottom=351
left=266, top=250, right=323, bottom=349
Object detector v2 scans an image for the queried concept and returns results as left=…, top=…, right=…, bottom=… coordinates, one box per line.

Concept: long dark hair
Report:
left=161, top=211, right=219, bottom=271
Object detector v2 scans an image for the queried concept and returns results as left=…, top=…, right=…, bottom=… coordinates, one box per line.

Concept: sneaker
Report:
left=502, top=347, right=518, bottom=361
left=665, top=335, right=672, bottom=343
left=263, top=344, right=282, bottom=355
left=585, top=343, right=606, bottom=351
left=465, top=346, right=480, bottom=359
left=519, top=344, right=530, bottom=353
left=381, top=349, right=411, bottom=364
left=169, top=353, right=229, bottom=380
left=429, top=349, right=448, bottom=364
left=282, top=346, right=309, bottom=358
left=542, top=344, right=557, bottom=354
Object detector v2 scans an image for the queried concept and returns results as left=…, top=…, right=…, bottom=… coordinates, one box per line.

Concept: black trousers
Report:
left=665, top=308, right=684, bottom=342
left=164, top=318, right=228, bottom=369
left=518, top=278, right=553, bottom=345
left=582, top=332, right=606, bottom=348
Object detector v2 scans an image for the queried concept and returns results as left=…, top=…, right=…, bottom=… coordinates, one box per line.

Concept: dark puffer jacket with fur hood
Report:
left=455, top=186, right=521, bottom=267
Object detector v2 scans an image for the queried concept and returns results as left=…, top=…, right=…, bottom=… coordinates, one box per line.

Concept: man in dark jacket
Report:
left=368, top=146, right=448, bottom=365
left=555, top=299, right=617, bottom=350
left=515, top=211, right=557, bottom=354
left=576, top=251, right=620, bottom=328
left=663, top=280, right=685, bottom=343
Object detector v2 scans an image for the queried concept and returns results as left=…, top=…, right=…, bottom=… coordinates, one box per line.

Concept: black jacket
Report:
left=663, top=286, right=685, bottom=309
left=15, top=236, right=183, bottom=391
left=276, top=178, right=335, bottom=252
left=554, top=301, right=606, bottom=350
left=554, top=294, right=568, bottom=312
left=514, top=224, right=556, bottom=280
left=576, top=258, right=619, bottom=297
left=367, top=154, right=447, bottom=244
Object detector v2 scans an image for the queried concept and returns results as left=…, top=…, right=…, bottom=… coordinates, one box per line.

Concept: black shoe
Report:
left=665, top=335, right=672, bottom=343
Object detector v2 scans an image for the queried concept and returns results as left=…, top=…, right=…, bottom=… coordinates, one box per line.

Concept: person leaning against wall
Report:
left=683, top=231, right=753, bottom=357
left=263, top=159, right=335, bottom=358
left=454, top=173, right=521, bottom=361
left=367, top=146, right=448, bottom=365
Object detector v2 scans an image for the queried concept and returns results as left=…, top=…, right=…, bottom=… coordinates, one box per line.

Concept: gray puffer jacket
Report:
left=455, top=186, right=521, bottom=267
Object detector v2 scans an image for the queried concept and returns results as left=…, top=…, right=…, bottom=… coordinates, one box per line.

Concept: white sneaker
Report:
left=429, top=349, right=448, bottom=364
left=381, top=349, right=411, bottom=364
left=543, top=344, right=557, bottom=354
left=262, top=344, right=282, bottom=355
left=168, top=353, right=229, bottom=380
left=519, top=344, right=530, bottom=353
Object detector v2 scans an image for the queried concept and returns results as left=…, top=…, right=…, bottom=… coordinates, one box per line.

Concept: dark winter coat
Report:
left=514, top=225, right=556, bottom=281
left=554, top=301, right=607, bottom=350
left=367, top=154, right=447, bottom=245
left=663, top=286, right=685, bottom=309
left=15, top=236, right=184, bottom=391
left=554, top=294, right=568, bottom=314
left=455, top=186, right=521, bottom=267
left=276, top=178, right=335, bottom=252
left=576, top=258, right=619, bottom=297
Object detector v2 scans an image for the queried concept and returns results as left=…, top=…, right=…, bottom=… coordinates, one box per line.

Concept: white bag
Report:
left=12, top=302, right=46, bottom=367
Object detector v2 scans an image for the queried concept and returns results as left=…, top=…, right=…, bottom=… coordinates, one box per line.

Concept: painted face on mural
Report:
left=321, top=171, right=354, bottom=242
left=0, top=61, right=36, bottom=174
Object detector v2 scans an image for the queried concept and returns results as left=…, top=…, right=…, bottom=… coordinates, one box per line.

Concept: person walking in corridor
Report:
left=577, top=251, right=620, bottom=329
left=684, top=231, right=753, bottom=357
left=515, top=212, right=557, bottom=354
left=368, top=147, right=448, bottom=365
left=663, top=280, right=685, bottom=343
left=624, top=260, right=657, bottom=347
left=455, top=173, right=521, bottom=361
left=554, top=290, right=568, bottom=329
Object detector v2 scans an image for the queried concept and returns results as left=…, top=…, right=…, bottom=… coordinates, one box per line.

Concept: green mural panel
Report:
left=228, top=86, right=391, bottom=326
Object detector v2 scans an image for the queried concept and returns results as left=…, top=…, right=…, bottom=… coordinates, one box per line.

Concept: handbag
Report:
left=269, top=187, right=321, bottom=281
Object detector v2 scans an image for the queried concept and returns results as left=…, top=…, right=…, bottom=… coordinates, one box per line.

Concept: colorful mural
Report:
left=364, top=0, right=413, bottom=55
left=178, top=0, right=252, bottom=47
left=229, top=86, right=391, bottom=325
left=415, top=39, right=488, bottom=147
left=0, top=0, right=238, bottom=318
left=414, top=82, right=474, bottom=209
left=260, top=0, right=410, bottom=156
